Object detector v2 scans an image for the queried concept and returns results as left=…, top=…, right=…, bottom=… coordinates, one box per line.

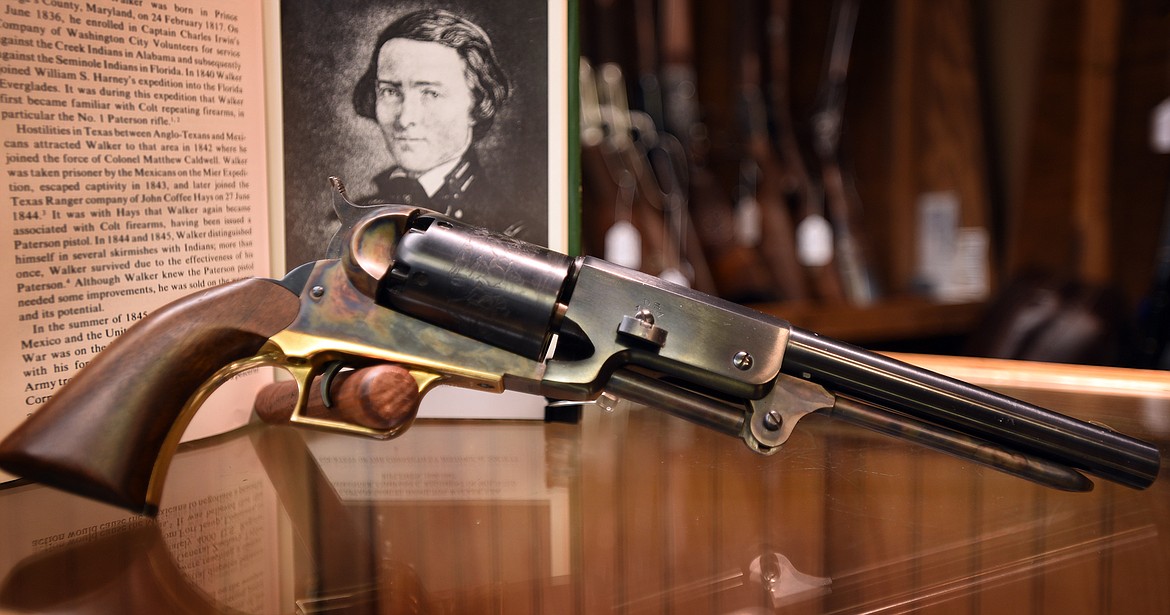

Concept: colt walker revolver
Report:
left=0, top=180, right=1161, bottom=514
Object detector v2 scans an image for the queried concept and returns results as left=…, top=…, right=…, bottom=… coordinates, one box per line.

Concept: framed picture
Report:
left=277, top=0, right=576, bottom=271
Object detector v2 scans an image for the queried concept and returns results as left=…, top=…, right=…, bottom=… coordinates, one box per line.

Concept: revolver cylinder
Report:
left=377, top=212, right=576, bottom=361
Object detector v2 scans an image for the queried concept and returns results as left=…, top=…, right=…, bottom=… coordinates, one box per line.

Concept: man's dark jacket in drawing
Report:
left=360, top=151, right=535, bottom=242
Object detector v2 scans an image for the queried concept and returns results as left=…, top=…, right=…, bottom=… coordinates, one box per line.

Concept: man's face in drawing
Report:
left=374, top=38, right=477, bottom=176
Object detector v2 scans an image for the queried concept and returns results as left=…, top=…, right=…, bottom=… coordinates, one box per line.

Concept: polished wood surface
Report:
left=1, top=357, right=1167, bottom=614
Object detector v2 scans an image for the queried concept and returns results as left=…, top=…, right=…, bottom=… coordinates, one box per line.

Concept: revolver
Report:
left=0, top=179, right=1160, bottom=514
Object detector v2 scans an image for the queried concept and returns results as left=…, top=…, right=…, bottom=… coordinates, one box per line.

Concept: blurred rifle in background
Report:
left=764, top=0, right=848, bottom=303
left=657, top=0, right=781, bottom=302
left=580, top=0, right=882, bottom=307
left=810, top=0, right=880, bottom=305
left=733, top=0, right=811, bottom=302
left=575, top=61, right=702, bottom=291
left=579, top=0, right=716, bottom=293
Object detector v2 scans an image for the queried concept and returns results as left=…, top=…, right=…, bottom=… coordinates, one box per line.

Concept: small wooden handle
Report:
left=0, top=278, right=302, bottom=514
left=254, top=364, right=421, bottom=431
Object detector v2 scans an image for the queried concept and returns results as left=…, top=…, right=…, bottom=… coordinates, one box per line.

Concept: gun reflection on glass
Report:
left=0, top=521, right=239, bottom=615
left=0, top=180, right=1160, bottom=515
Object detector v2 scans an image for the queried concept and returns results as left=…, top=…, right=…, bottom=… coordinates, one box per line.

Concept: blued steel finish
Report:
left=378, top=211, right=575, bottom=361
left=356, top=207, right=798, bottom=448
left=543, top=257, right=793, bottom=401
left=826, top=397, right=1093, bottom=492
left=782, top=327, right=1161, bottom=489
left=606, top=370, right=746, bottom=437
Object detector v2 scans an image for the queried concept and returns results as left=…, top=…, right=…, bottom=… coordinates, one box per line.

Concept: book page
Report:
left=0, top=429, right=287, bottom=613
left=0, top=0, right=273, bottom=463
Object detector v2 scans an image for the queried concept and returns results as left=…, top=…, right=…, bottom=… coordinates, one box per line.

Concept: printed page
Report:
left=0, top=430, right=287, bottom=613
left=0, top=0, right=273, bottom=461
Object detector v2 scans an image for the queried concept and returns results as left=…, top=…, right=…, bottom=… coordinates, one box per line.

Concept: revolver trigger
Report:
left=318, top=361, right=346, bottom=409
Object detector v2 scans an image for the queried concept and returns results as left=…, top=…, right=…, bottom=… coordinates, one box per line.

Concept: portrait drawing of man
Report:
left=280, top=1, right=550, bottom=270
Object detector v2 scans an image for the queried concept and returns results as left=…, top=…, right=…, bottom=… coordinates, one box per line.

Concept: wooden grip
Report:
left=0, top=278, right=301, bottom=514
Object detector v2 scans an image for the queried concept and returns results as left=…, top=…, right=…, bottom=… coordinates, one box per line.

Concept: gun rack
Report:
left=579, top=0, right=1170, bottom=355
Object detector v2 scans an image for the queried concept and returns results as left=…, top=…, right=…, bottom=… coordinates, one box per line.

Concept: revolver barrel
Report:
left=782, top=328, right=1161, bottom=489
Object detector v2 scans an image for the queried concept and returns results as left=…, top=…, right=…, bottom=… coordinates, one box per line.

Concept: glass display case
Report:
left=1, top=356, right=1167, bottom=614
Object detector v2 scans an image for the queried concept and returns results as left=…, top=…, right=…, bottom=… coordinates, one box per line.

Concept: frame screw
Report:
left=763, top=410, right=782, bottom=432
left=733, top=351, right=754, bottom=371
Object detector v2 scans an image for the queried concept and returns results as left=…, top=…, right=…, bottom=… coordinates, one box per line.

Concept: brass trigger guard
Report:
left=151, top=348, right=291, bottom=506
left=188, top=344, right=443, bottom=441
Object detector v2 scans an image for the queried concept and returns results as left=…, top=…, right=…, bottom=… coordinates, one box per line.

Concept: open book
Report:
left=0, top=0, right=575, bottom=474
